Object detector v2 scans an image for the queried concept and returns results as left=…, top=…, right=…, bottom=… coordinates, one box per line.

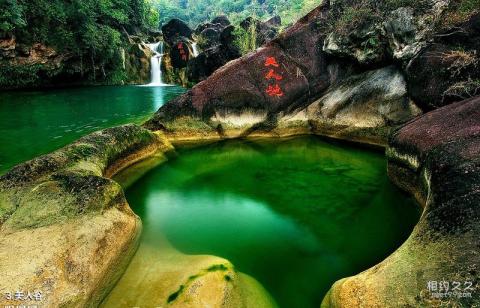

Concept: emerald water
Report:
left=0, top=85, right=185, bottom=174
left=125, top=137, right=420, bottom=308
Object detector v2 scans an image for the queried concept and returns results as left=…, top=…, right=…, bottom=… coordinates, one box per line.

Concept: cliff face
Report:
left=0, top=34, right=154, bottom=89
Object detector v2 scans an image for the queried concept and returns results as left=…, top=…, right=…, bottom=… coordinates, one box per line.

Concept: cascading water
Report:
left=146, top=42, right=167, bottom=86
left=192, top=42, right=199, bottom=57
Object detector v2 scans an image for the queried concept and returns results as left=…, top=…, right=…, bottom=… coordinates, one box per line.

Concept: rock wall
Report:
left=123, top=42, right=154, bottom=85
left=407, top=14, right=480, bottom=110
left=187, top=18, right=242, bottom=83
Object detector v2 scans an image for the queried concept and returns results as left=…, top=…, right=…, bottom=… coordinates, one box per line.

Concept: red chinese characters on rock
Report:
left=264, top=57, right=284, bottom=97
left=264, top=57, right=279, bottom=68
left=265, top=69, right=283, bottom=81
left=266, top=84, right=284, bottom=97
left=177, top=42, right=187, bottom=61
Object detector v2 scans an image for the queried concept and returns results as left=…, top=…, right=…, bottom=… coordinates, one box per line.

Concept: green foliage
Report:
left=145, top=0, right=161, bottom=29
left=0, top=64, right=43, bottom=87
left=153, top=0, right=319, bottom=28
left=329, top=1, right=381, bottom=35
left=440, top=0, right=480, bottom=29
left=233, top=22, right=257, bottom=55
left=1, top=0, right=158, bottom=83
left=458, top=0, right=480, bottom=14
left=0, top=0, right=25, bottom=33
left=383, top=0, right=425, bottom=11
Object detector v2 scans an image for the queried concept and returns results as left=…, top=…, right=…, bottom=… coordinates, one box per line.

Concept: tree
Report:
left=2, top=0, right=158, bottom=81
left=153, top=0, right=319, bottom=28
left=0, top=0, right=25, bottom=33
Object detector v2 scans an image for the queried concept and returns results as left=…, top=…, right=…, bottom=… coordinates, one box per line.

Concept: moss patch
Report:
left=165, top=263, right=232, bottom=304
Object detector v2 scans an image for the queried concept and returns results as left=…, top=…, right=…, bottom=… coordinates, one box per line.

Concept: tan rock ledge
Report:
left=0, top=124, right=173, bottom=307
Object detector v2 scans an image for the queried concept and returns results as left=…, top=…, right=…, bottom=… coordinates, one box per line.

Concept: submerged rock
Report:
left=101, top=244, right=276, bottom=307
left=322, top=95, right=480, bottom=307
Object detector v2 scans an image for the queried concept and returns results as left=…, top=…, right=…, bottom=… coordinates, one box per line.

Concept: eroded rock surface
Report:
left=101, top=240, right=277, bottom=308
left=282, top=66, right=421, bottom=145
left=0, top=125, right=173, bottom=307
left=145, top=5, right=421, bottom=146
left=322, top=96, right=480, bottom=307
left=323, top=0, right=450, bottom=65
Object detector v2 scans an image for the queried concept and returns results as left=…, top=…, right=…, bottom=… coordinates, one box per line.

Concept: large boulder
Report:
left=169, top=38, right=193, bottom=69
left=211, top=15, right=231, bottom=27
left=280, top=66, right=422, bottom=145
left=187, top=25, right=241, bottom=82
left=186, top=43, right=239, bottom=83
left=161, top=19, right=193, bottom=45
left=185, top=16, right=242, bottom=83
left=240, top=15, right=282, bottom=46
left=0, top=125, right=174, bottom=307
left=197, top=25, right=224, bottom=50
left=323, top=0, right=450, bottom=65
left=145, top=5, right=421, bottom=146
left=323, top=95, right=480, bottom=307
left=195, top=16, right=233, bottom=50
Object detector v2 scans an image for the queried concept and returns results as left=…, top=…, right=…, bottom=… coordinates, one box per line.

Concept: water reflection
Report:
left=0, top=85, right=185, bottom=174
left=126, top=137, right=421, bottom=308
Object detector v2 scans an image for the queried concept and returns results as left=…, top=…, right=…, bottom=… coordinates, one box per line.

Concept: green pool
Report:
left=123, top=136, right=420, bottom=308
left=0, top=85, right=185, bottom=174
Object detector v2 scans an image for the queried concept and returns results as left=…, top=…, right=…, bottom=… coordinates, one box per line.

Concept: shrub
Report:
left=0, top=64, right=43, bottom=87
left=328, top=0, right=380, bottom=35
left=440, top=0, right=480, bottom=27
left=444, top=79, right=480, bottom=101
left=233, top=22, right=257, bottom=55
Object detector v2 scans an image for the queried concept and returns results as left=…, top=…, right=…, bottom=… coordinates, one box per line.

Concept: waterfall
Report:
left=146, top=42, right=167, bottom=86
left=192, top=42, right=199, bottom=57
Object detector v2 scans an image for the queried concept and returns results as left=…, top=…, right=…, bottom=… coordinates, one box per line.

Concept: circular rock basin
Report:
left=114, top=136, right=420, bottom=307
